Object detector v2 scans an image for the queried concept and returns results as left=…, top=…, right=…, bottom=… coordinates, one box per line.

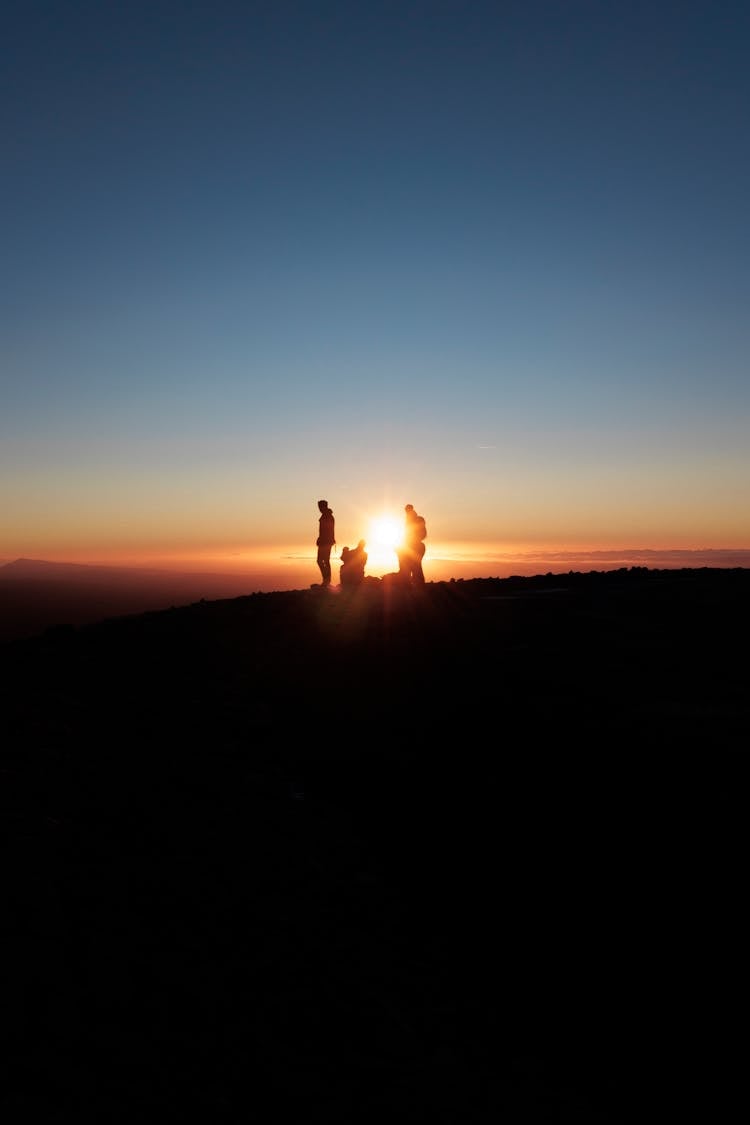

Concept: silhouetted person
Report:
left=340, top=539, right=367, bottom=587
left=315, top=499, right=336, bottom=586
left=397, top=503, right=427, bottom=585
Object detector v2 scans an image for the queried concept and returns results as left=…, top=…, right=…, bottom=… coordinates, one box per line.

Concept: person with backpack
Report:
left=339, top=539, right=368, bottom=588
left=315, top=499, right=336, bottom=587
left=398, top=503, right=427, bottom=585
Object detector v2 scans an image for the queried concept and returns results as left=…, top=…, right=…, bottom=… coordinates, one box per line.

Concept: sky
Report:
left=3, top=0, right=749, bottom=585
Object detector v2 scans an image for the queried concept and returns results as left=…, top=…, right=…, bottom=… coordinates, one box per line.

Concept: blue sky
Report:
left=3, top=1, right=749, bottom=576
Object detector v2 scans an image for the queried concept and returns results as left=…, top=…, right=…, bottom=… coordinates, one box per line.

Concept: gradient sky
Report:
left=3, top=1, right=749, bottom=582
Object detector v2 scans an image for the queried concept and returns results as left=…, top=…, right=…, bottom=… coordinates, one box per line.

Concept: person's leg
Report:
left=399, top=547, right=416, bottom=583
left=414, top=544, right=426, bottom=584
left=317, top=547, right=331, bottom=584
left=320, top=548, right=332, bottom=585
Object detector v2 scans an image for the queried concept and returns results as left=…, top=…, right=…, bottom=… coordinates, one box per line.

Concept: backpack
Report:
left=415, top=515, right=427, bottom=540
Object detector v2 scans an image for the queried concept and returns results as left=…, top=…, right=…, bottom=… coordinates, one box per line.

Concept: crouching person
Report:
left=340, top=539, right=368, bottom=588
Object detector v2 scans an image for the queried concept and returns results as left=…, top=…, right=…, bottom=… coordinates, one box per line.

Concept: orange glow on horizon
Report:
left=3, top=538, right=750, bottom=592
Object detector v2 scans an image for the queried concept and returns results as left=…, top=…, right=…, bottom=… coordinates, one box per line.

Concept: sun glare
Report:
left=366, top=514, right=403, bottom=572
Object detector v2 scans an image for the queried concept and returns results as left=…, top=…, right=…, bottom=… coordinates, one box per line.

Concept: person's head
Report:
left=318, top=499, right=329, bottom=513
left=405, top=503, right=414, bottom=512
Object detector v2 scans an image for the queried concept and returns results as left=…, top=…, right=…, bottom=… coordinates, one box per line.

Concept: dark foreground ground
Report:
left=2, top=568, right=748, bottom=1122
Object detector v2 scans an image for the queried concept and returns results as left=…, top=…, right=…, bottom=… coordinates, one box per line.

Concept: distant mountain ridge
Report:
left=0, top=557, right=263, bottom=642
left=2, top=557, right=132, bottom=576
left=0, top=557, right=242, bottom=580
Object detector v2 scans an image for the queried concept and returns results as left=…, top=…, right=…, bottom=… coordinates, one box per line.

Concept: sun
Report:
left=370, top=516, right=402, bottom=552
left=366, top=514, right=403, bottom=572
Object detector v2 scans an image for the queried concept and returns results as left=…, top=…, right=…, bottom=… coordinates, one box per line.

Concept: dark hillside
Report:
left=3, top=568, right=748, bottom=1121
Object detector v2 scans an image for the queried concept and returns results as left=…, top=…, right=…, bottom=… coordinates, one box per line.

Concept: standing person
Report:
left=399, top=503, right=427, bottom=585
left=315, top=499, right=336, bottom=587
